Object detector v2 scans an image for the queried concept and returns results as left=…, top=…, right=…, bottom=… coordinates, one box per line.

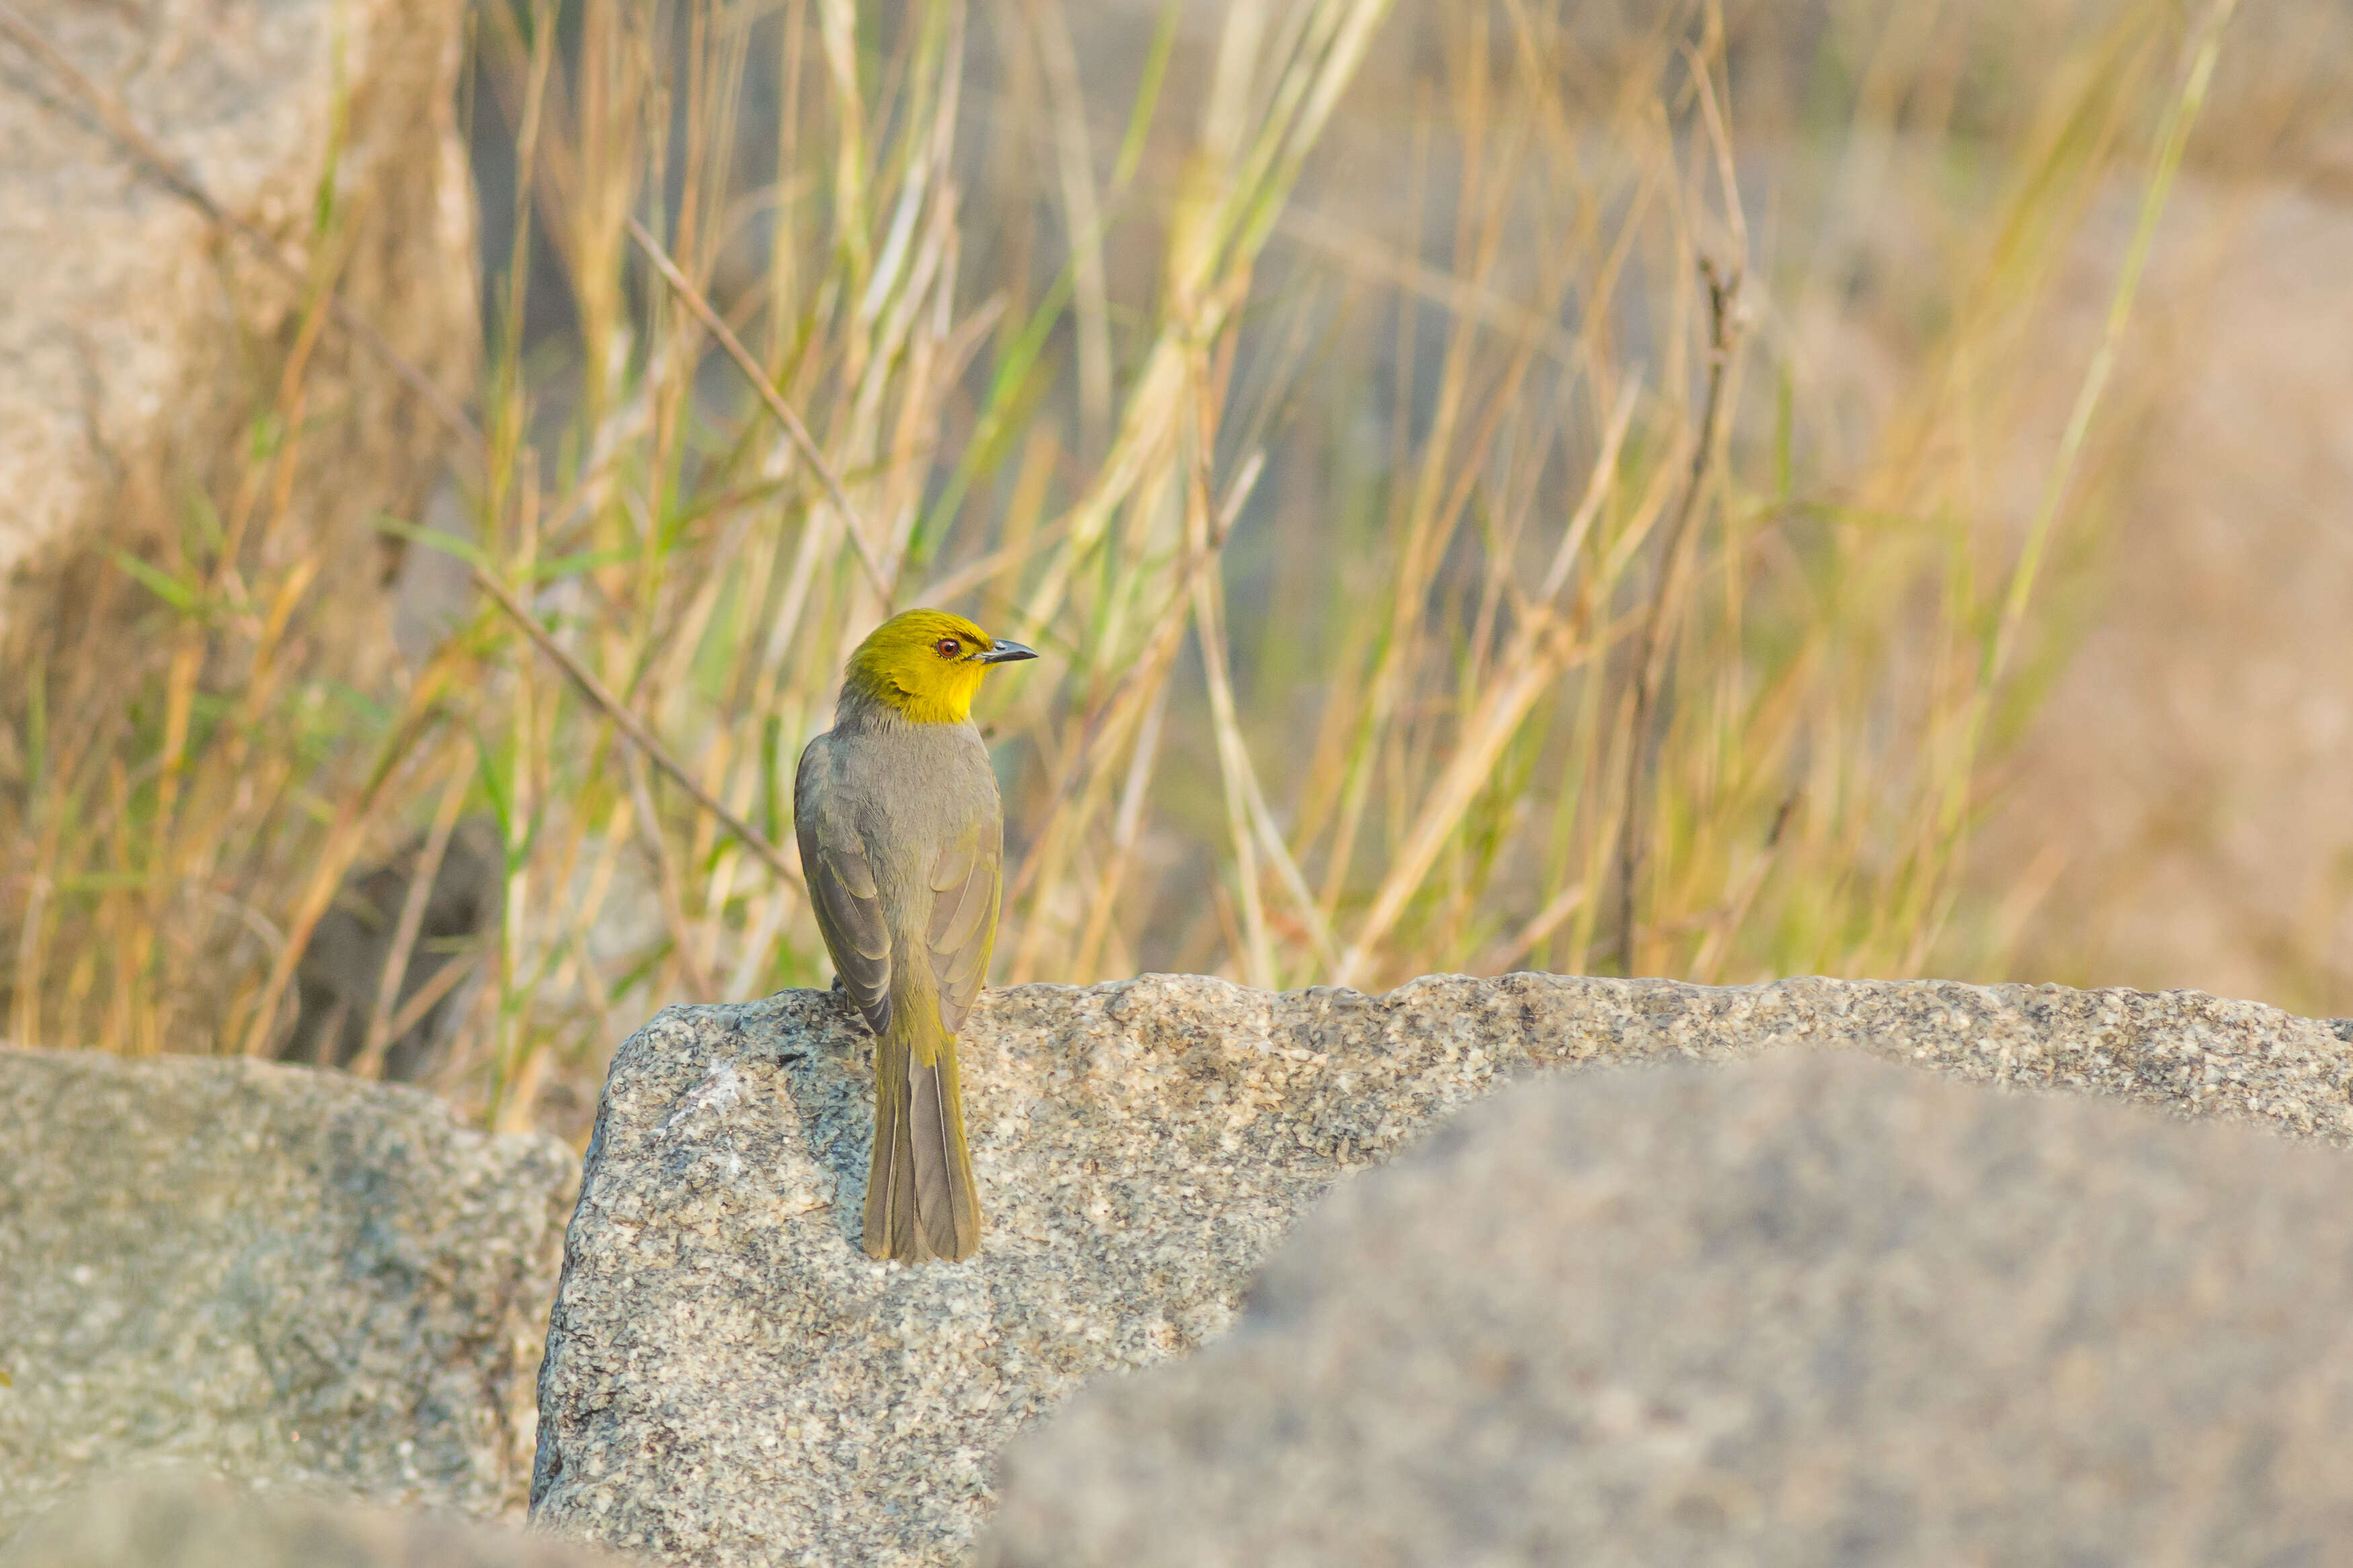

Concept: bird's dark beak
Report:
left=976, top=640, right=1037, bottom=665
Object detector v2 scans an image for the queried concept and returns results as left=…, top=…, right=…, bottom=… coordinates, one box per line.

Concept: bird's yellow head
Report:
left=841, top=608, right=1037, bottom=725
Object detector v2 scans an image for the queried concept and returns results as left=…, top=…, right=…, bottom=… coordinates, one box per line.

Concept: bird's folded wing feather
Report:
left=795, top=739, right=894, bottom=1036
left=926, top=823, right=1000, bottom=1037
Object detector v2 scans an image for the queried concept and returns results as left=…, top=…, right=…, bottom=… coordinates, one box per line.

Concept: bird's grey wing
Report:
left=925, top=817, right=1002, bottom=1037
left=795, top=735, right=893, bottom=1036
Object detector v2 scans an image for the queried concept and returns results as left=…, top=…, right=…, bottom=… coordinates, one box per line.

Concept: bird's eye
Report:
left=935, top=637, right=961, bottom=659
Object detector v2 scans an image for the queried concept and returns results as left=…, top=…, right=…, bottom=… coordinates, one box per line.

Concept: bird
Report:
left=794, top=608, right=1037, bottom=1262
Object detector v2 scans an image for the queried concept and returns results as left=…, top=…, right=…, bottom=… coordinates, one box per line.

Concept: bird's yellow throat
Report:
left=841, top=608, right=1037, bottom=725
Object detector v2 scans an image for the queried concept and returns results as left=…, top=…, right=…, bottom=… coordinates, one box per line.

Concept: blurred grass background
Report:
left=2, top=0, right=2346, bottom=1138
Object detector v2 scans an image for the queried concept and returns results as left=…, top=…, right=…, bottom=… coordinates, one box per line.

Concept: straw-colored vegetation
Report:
left=0, top=0, right=2262, bottom=1132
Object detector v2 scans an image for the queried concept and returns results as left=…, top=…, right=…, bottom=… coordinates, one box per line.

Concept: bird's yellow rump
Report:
left=793, top=609, right=1036, bottom=1262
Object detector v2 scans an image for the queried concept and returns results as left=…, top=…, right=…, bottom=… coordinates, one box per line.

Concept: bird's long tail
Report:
left=865, top=1004, right=980, bottom=1262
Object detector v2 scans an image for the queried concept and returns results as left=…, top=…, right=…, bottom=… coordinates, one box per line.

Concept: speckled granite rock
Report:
left=528, top=974, right=2353, bottom=1566
left=0, top=1049, right=575, bottom=1535
left=984, top=1050, right=2353, bottom=1565
left=0, top=1473, right=631, bottom=1567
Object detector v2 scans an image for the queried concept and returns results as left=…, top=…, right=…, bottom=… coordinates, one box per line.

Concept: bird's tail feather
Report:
left=865, top=1010, right=980, bottom=1262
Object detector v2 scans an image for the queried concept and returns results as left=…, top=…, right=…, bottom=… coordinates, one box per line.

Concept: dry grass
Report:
left=0, top=0, right=2280, bottom=1134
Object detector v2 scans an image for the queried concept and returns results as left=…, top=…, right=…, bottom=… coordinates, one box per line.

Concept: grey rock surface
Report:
left=0, top=1048, right=576, bottom=1536
left=0, top=0, right=474, bottom=657
left=0, top=1473, right=629, bottom=1568
left=528, top=973, right=2353, bottom=1567
left=984, top=1050, right=2353, bottom=1567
